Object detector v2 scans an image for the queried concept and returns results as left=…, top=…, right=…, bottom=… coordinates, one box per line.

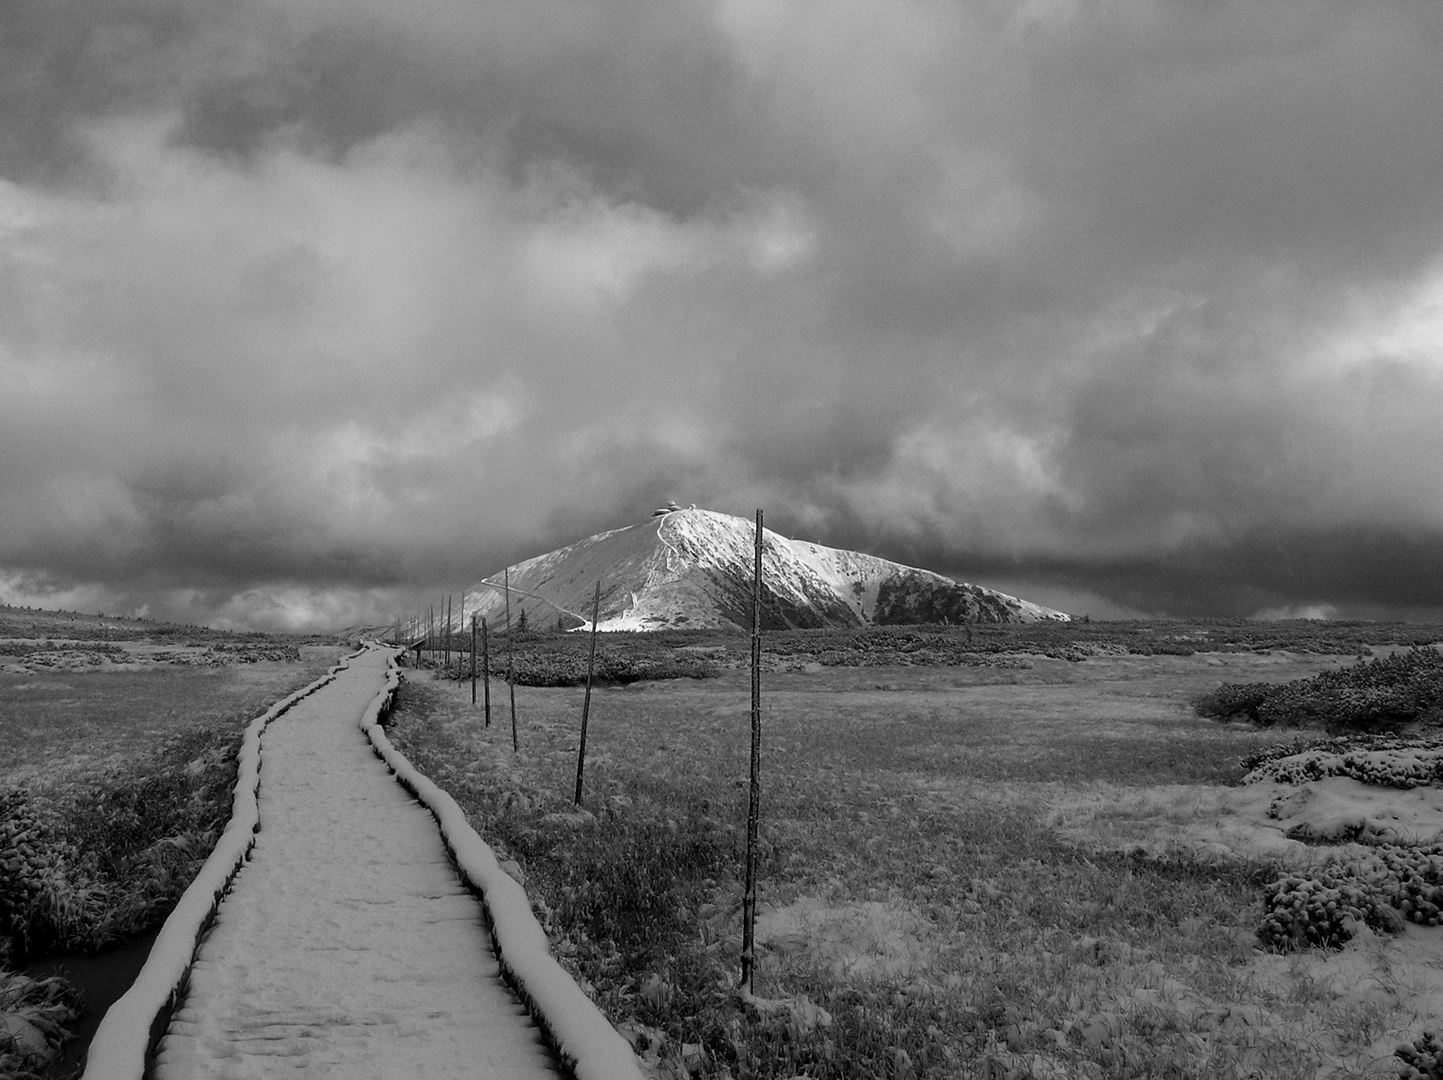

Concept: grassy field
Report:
left=1, top=624, right=345, bottom=1078
left=8, top=613, right=1443, bottom=1078
left=387, top=642, right=1443, bottom=1079
left=0, top=652, right=343, bottom=794
left=406, top=619, right=1443, bottom=680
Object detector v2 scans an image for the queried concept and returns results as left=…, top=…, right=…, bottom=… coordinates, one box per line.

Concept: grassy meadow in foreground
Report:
left=387, top=645, right=1437, bottom=1079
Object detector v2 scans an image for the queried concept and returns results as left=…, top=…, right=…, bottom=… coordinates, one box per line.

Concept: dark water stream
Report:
left=22, top=927, right=160, bottom=1078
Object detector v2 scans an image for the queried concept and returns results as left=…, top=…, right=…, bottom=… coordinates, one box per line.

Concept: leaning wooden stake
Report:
left=741, top=508, right=764, bottom=992
left=574, top=580, right=602, bottom=807
left=481, top=617, right=491, bottom=727
left=505, top=567, right=518, bottom=752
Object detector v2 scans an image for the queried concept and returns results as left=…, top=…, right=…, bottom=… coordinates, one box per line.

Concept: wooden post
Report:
left=471, top=613, right=478, bottom=705
left=505, top=567, right=517, bottom=752
left=573, top=580, right=602, bottom=807
left=481, top=617, right=491, bottom=727
left=741, top=508, right=763, bottom=992
left=445, top=595, right=452, bottom=676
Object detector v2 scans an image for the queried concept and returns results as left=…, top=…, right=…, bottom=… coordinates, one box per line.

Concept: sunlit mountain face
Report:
left=461, top=508, right=1070, bottom=633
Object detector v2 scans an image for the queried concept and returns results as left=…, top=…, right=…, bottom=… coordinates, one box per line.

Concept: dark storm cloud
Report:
left=3, top=0, right=1443, bottom=628
left=962, top=525, right=1443, bottom=624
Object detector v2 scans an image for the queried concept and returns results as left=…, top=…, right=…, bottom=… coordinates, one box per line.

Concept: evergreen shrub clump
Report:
left=1257, top=846, right=1443, bottom=952
left=1195, top=648, right=1443, bottom=731
left=1242, top=733, right=1443, bottom=789
left=1397, top=1031, right=1443, bottom=1079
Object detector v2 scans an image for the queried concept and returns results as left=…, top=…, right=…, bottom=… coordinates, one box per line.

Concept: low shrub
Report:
left=0, top=641, right=126, bottom=658
left=421, top=644, right=720, bottom=686
left=1397, top=1030, right=1443, bottom=1079
left=1242, top=733, right=1443, bottom=789
left=1194, top=682, right=1277, bottom=721
left=1197, top=648, right=1443, bottom=731
left=1257, top=846, right=1443, bottom=952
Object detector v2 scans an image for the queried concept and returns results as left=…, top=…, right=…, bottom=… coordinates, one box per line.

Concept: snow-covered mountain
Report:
left=460, top=507, right=1068, bottom=633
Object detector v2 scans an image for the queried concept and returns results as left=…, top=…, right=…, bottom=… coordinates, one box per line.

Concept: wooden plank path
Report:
left=150, top=648, right=563, bottom=1079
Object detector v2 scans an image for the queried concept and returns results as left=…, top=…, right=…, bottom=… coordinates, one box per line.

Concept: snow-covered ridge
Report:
left=463, top=507, right=1069, bottom=632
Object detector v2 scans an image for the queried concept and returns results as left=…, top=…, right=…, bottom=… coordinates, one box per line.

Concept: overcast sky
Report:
left=3, top=0, right=1443, bottom=630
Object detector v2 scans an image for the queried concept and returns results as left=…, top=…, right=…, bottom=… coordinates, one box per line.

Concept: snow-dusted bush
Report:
left=1257, top=846, right=1443, bottom=952
left=1197, top=648, right=1443, bottom=731
left=1242, top=733, right=1443, bottom=788
left=0, top=969, right=76, bottom=1080
left=1397, top=1030, right=1443, bottom=1079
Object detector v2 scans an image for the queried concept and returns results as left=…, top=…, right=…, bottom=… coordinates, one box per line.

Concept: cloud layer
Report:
left=3, top=0, right=1443, bottom=628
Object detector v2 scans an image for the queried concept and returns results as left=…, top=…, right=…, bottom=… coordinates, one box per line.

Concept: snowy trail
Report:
left=150, top=648, right=562, bottom=1080
left=470, top=576, right=592, bottom=630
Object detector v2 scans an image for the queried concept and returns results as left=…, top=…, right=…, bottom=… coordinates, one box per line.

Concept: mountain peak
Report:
left=465, top=508, right=1069, bottom=632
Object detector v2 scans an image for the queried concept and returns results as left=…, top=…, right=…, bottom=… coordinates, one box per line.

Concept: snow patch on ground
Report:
left=1241, top=919, right=1443, bottom=1072
left=1045, top=777, right=1443, bottom=864
left=755, top=897, right=939, bottom=982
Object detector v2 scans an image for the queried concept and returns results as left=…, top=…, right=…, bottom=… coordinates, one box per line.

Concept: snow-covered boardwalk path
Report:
left=152, top=648, right=562, bottom=1079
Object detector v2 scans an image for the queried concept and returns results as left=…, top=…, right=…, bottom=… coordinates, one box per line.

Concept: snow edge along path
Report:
left=81, top=646, right=368, bottom=1080
left=360, top=653, right=645, bottom=1080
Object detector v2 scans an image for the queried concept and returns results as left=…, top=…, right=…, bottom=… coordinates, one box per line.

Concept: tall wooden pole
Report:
left=505, top=567, right=517, bottom=752
left=470, top=613, right=478, bottom=705
left=741, top=508, right=763, bottom=992
left=574, top=580, right=602, bottom=807
left=481, top=617, right=491, bottom=727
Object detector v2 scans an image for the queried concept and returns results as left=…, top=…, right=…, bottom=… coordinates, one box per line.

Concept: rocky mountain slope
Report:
left=460, top=507, right=1068, bottom=633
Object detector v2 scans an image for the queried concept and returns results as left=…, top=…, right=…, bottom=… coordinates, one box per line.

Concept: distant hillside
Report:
left=0, top=604, right=335, bottom=644
left=461, top=507, right=1069, bottom=632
